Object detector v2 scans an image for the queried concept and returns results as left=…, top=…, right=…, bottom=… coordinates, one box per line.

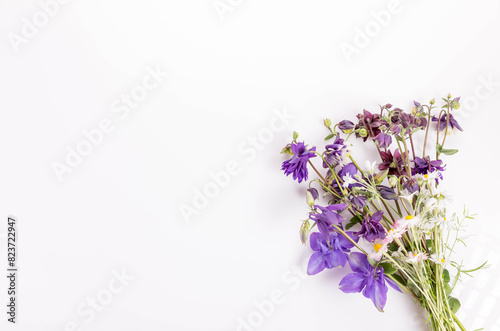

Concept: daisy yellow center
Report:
left=441, top=258, right=445, bottom=263
left=405, top=215, right=414, bottom=220
left=424, top=174, right=428, bottom=179
left=444, top=217, right=447, bottom=221
left=374, top=244, right=383, bottom=252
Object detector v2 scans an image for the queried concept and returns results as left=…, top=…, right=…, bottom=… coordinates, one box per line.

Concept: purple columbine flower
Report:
left=323, top=134, right=347, bottom=168
left=281, top=142, right=316, bottom=183
left=432, top=113, right=463, bottom=132
left=403, top=178, right=419, bottom=193
left=307, top=231, right=358, bottom=275
left=356, top=211, right=386, bottom=242
left=373, top=132, right=392, bottom=149
left=337, top=163, right=359, bottom=189
left=412, top=157, right=445, bottom=182
left=309, top=204, right=347, bottom=239
left=339, top=252, right=401, bottom=312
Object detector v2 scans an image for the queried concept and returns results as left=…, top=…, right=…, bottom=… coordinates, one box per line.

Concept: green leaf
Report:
left=379, top=263, right=397, bottom=275
left=293, top=131, right=299, bottom=140
left=436, top=143, right=443, bottom=154
left=411, top=127, right=421, bottom=135
left=345, top=215, right=362, bottom=230
left=443, top=269, right=450, bottom=283
left=445, top=282, right=452, bottom=296
left=391, top=274, right=406, bottom=286
left=441, top=148, right=459, bottom=155
left=324, top=133, right=335, bottom=141
left=449, top=297, right=461, bottom=313
left=387, top=242, right=398, bottom=252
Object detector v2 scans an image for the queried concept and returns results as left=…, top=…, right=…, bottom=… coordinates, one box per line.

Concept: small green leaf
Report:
left=441, top=148, right=459, bottom=155
left=443, top=269, right=450, bottom=283
left=379, top=263, right=397, bottom=275
left=387, top=242, right=398, bottom=252
left=391, top=274, right=406, bottom=286
left=445, top=282, right=452, bottom=296
left=449, top=297, right=461, bottom=313
left=411, top=127, right=421, bottom=135
left=324, top=133, right=335, bottom=141
left=293, top=131, right=299, bottom=140
left=345, top=215, right=362, bottom=230
left=436, top=143, right=443, bottom=153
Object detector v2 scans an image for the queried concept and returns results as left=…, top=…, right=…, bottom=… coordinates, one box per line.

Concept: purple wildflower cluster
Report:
left=280, top=95, right=465, bottom=314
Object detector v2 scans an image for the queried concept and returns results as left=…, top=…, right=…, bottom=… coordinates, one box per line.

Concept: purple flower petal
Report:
left=339, top=272, right=367, bottom=293
left=307, top=252, right=326, bottom=275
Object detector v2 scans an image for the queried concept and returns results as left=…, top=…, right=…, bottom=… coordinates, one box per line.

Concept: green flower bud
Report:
left=306, top=191, right=315, bottom=207
left=452, top=100, right=460, bottom=110
left=358, top=128, right=368, bottom=138
left=293, top=131, right=299, bottom=140
left=299, top=220, right=311, bottom=245
left=324, top=118, right=332, bottom=128
left=430, top=98, right=435, bottom=105
left=388, top=175, right=398, bottom=188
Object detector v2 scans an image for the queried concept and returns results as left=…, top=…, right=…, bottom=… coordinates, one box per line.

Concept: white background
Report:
left=1, top=0, right=500, bottom=330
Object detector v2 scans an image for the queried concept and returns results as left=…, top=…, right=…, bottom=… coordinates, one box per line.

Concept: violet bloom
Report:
left=413, top=157, right=445, bottom=182
left=307, top=231, right=358, bottom=275
left=356, top=211, right=386, bottom=242
left=373, top=132, right=392, bottom=149
left=323, top=134, right=347, bottom=168
left=339, top=252, right=401, bottom=311
left=309, top=204, right=347, bottom=239
left=337, top=163, right=359, bottom=189
left=432, top=113, right=463, bottom=132
left=281, top=142, right=316, bottom=183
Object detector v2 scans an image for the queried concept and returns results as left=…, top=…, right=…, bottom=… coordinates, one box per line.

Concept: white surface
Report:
left=1, top=0, right=500, bottom=330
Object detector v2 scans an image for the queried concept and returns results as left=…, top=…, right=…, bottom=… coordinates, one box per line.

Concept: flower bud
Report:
left=378, top=185, right=398, bottom=200
left=358, top=127, right=368, bottom=138
left=339, top=120, right=355, bottom=133
left=300, top=220, right=310, bottom=245
left=452, top=97, right=461, bottom=110
left=324, top=118, right=332, bottom=128
left=388, top=175, right=398, bottom=188
left=429, top=98, right=435, bottom=105
left=306, top=188, right=319, bottom=207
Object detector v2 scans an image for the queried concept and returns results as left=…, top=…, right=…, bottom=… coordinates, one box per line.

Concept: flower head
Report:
left=307, top=231, right=358, bottom=275
left=432, top=113, right=463, bottom=133
left=323, top=134, right=349, bottom=168
left=281, top=142, right=316, bottom=183
left=373, top=132, right=392, bottom=149
left=356, top=211, right=386, bottom=242
left=309, top=204, right=347, bottom=239
left=412, top=157, right=445, bottom=182
left=378, top=149, right=408, bottom=176
left=339, top=252, right=401, bottom=311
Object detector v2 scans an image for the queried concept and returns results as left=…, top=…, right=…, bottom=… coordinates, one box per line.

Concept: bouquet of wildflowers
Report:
left=280, top=95, right=486, bottom=331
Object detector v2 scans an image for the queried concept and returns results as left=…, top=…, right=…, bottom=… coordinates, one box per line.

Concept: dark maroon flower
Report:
left=355, top=110, right=387, bottom=141
left=378, top=149, right=408, bottom=176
